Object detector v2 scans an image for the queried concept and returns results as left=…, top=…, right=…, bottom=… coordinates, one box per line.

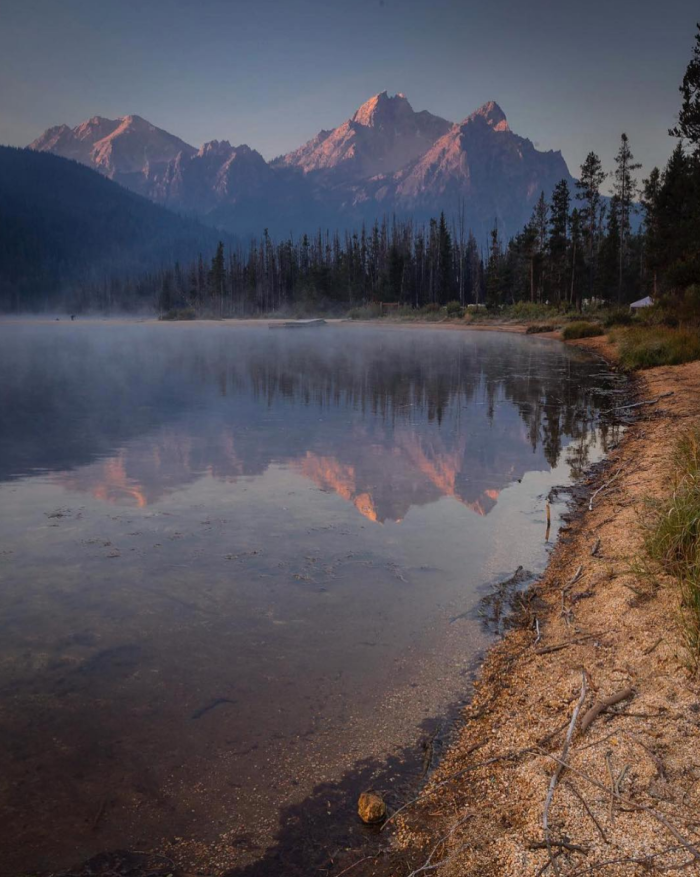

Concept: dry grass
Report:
left=612, top=326, right=700, bottom=369
left=644, top=427, right=700, bottom=663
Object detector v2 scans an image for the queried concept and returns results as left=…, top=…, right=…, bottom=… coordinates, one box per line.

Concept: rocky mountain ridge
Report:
left=29, top=94, right=572, bottom=237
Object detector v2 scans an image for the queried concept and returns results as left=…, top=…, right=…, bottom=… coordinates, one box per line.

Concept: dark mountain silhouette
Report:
left=0, top=146, right=221, bottom=310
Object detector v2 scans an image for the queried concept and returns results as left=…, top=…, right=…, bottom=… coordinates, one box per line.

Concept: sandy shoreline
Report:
left=362, top=338, right=700, bottom=877
left=0, top=315, right=529, bottom=332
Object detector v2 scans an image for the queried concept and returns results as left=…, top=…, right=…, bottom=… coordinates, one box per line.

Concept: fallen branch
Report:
left=535, top=633, right=598, bottom=655
left=528, top=840, right=589, bottom=854
left=603, top=391, right=674, bottom=414
left=543, top=671, right=588, bottom=875
left=404, top=814, right=472, bottom=877
left=604, top=750, right=616, bottom=825
left=643, top=636, right=663, bottom=655
left=579, top=687, right=634, bottom=735
left=538, top=750, right=700, bottom=862
left=568, top=565, right=584, bottom=587
left=381, top=723, right=569, bottom=830
left=627, top=732, right=668, bottom=781
left=566, top=845, right=687, bottom=877
left=588, top=468, right=623, bottom=511
left=564, top=781, right=609, bottom=844
left=590, top=538, right=601, bottom=557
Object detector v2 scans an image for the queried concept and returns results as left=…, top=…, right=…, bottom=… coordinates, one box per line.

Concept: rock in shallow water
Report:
left=357, top=790, right=386, bottom=824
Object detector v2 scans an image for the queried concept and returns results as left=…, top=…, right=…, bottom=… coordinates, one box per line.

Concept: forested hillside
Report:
left=0, top=147, right=221, bottom=310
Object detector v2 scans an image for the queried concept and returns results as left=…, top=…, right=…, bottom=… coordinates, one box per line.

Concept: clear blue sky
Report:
left=0, top=0, right=696, bottom=180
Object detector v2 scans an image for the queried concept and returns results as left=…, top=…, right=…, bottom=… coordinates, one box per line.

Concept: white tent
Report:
left=630, top=296, right=653, bottom=311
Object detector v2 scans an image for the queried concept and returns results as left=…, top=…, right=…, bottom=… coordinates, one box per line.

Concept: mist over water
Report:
left=0, top=322, right=620, bottom=874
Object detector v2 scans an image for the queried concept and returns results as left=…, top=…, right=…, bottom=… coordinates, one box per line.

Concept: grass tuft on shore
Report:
left=611, top=326, right=700, bottom=369
left=562, top=321, right=604, bottom=340
left=644, top=427, right=700, bottom=663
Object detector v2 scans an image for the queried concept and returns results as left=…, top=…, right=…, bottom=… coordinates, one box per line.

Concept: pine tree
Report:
left=641, top=167, right=662, bottom=296
left=576, top=152, right=607, bottom=300
left=655, top=143, right=700, bottom=289
left=598, top=195, right=621, bottom=298
left=485, top=223, right=502, bottom=307
left=209, top=241, right=226, bottom=315
left=519, top=221, right=538, bottom=302
left=437, top=212, right=454, bottom=303
left=532, top=193, right=549, bottom=301
left=612, top=134, right=641, bottom=300
left=670, top=23, right=700, bottom=150
left=549, top=180, right=570, bottom=304
left=465, top=232, right=481, bottom=305
left=569, top=208, right=584, bottom=310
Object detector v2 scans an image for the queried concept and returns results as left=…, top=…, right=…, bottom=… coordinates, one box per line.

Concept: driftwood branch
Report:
left=564, top=781, right=608, bottom=843
left=404, top=814, right=472, bottom=877
left=543, top=670, right=588, bottom=875
left=588, top=468, right=623, bottom=511
left=538, top=750, right=700, bottom=862
left=579, top=687, right=635, bottom=735
left=603, top=391, right=674, bottom=414
left=535, top=633, right=598, bottom=655
left=381, top=723, right=569, bottom=830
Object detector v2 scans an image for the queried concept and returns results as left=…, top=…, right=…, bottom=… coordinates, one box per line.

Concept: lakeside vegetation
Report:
left=644, top=427, right=700, bottom=665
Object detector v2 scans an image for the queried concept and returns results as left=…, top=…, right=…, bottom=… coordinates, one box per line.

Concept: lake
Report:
left=0, top=321, right=621, bottom=875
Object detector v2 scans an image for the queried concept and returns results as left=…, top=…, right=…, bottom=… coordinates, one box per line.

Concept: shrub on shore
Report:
left=603, top=308, right=635, bottom=328
left=525, top=324, right=556, bottom=334
left=644, top=427, right=700, bottom=665
left=562, top=321, right=604, bottom=339
left=347, top=304, right=381, bottom=320
left=505, top=301, right=560, bottom=321
left=159, top=307, right=197, bottom=321
left=611, top=326, right=700, bottom=369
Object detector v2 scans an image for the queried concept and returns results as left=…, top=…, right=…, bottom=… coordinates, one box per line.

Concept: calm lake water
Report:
left=0, top=322, right=620, bottom=875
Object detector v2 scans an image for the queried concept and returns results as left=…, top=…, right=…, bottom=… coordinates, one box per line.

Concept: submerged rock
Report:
left=357, top=790, right=386, bottom=824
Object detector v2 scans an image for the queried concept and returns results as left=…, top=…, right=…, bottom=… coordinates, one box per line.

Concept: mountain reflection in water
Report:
left=2, top=323, right=613, bottom=521
left=0, top=322, right=620, bottom=877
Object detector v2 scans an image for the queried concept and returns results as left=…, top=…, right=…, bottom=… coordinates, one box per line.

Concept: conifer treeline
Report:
left=72, top=24, right=700, bottom=315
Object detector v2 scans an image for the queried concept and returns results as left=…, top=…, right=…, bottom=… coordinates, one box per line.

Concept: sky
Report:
left=0, top=0, right=697, bottom=181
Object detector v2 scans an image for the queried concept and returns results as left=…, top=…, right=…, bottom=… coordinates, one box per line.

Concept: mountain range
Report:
left=30, top=93, right=572, bottom=238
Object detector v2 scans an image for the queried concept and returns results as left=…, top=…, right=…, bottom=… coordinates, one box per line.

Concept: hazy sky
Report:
left=0, top=0, right=697, bottom=179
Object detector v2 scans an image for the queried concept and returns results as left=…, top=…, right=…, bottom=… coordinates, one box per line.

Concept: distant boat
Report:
left=269, top=319, right=327, bottom=330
